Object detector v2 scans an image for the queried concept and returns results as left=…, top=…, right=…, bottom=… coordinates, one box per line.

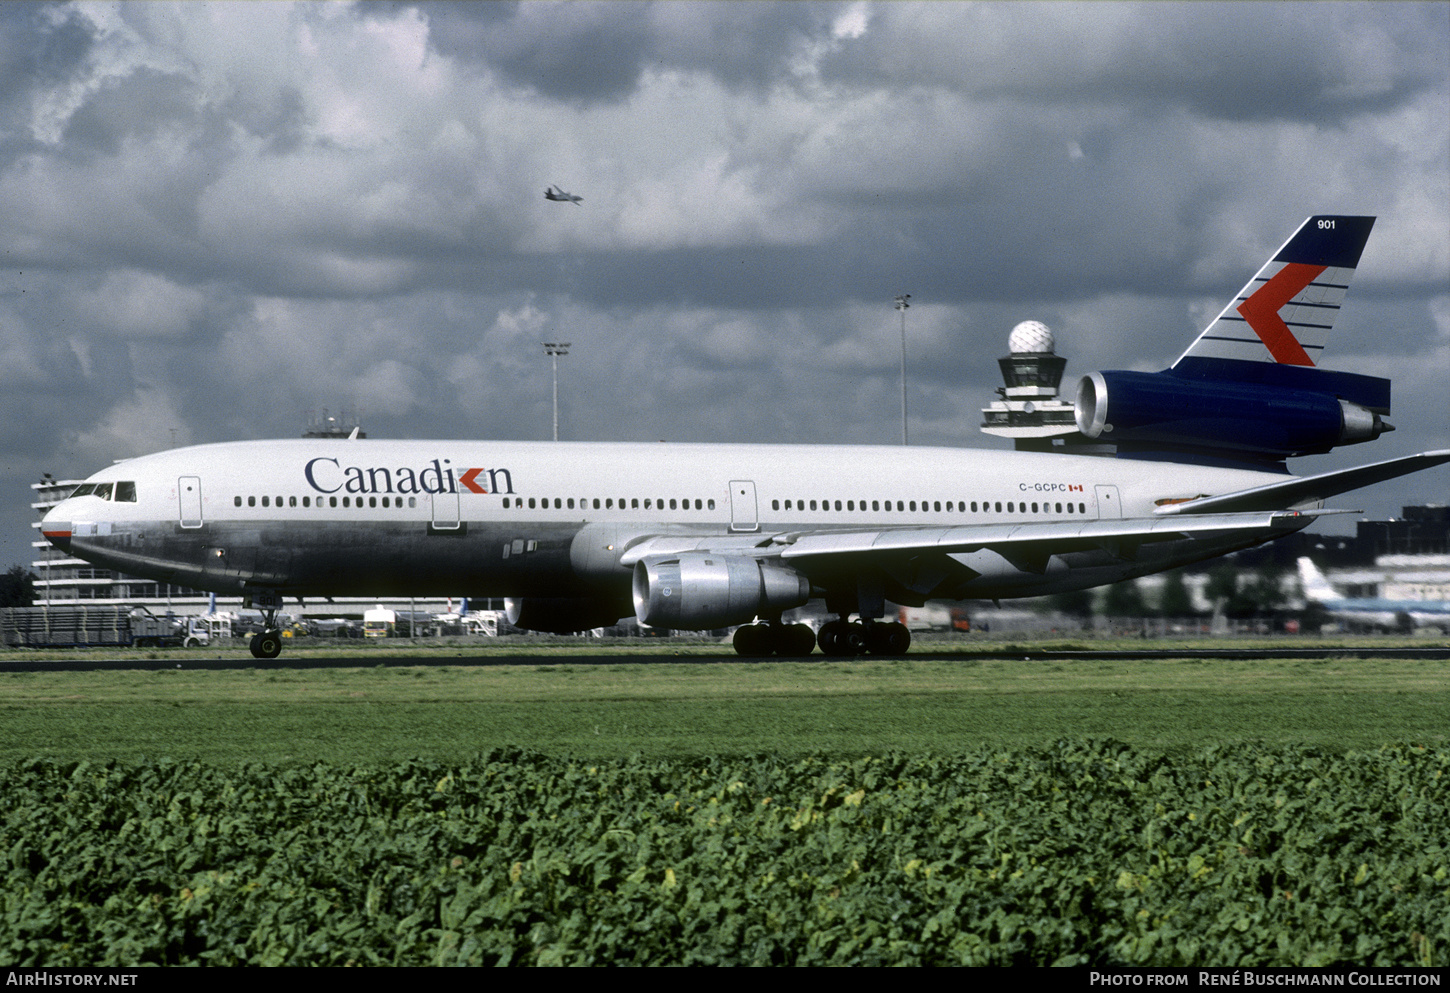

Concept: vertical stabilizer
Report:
left=1175, top=216, right=1375, bottom=368
left=1297, top=557, right=1341, bottom=605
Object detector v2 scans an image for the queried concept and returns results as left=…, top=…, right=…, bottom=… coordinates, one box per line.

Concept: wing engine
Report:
left=632, top=553, right=810, bottom=628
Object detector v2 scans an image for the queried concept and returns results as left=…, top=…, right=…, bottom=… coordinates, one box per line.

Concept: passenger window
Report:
left=834, top=500, right=842, bottom=511
left=669, top=499, right=677, bottom=510
left=262, top=496, right=270, bottom=508
left=234, top=496, right=242, bottom=507
left=707, top=499, right=715, bottom=510
left=248, top=496, right=256, bottom=507
left=330, top=496, right=338, bottom=508
left=772, top=499, right=780, bottom=510
left=304, top=496, right=311, bottom=507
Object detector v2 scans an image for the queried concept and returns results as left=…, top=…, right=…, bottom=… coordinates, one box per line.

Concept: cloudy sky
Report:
left=2, top=0, right=1447, bottom=569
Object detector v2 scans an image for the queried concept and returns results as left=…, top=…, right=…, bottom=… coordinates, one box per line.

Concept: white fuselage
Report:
left=41, top=438, right=1294, bottom=622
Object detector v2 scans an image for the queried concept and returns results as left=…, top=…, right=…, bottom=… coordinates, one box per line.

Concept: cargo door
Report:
left=178, top=476, right=203, bottom=529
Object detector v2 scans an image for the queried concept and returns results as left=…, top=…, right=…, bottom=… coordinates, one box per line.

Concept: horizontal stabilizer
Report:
left=1154, top=449, right=1450, bottom=516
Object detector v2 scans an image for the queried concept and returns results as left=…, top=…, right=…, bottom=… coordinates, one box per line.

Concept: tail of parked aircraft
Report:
left=1296, top=557, right=1341, bottom=604
left=1074, top=215, right=1393, bottom=468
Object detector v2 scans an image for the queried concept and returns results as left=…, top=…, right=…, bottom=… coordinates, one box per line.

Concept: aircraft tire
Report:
left=773, top=623, right=817, bottom=657
left=252, top=631, right=283, bottom=660
left=866, top=621, right=911, bottom=656
left=818, top=620, right=866, bottom=657
left=732, top=624, right=773, bottom=658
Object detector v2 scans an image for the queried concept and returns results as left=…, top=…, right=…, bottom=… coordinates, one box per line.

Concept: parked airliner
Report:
left=1298, top=557, right=1450, bottom=632
left=41, top=215, right=1450, bottom=658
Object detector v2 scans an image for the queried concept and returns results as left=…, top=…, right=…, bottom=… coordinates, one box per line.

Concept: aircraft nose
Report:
left=41, top=505, right=72, bottom=553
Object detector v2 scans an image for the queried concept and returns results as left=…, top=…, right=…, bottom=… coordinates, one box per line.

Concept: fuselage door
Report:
left=178, top=476, right=203, bottom=529
left=1094, top=484, right=1122, bottom=520
left=729, top=480, right=759, bottom=532
left=431, top=488, right=461, bottom=530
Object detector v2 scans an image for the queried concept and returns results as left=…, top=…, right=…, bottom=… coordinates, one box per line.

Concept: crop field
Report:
left=1, top=641, right=1447, bottom=965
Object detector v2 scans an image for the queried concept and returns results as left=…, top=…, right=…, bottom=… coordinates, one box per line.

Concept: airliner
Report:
left=1297, top=557, right=1450, bottom=632
left=41, top=215, right=1450, bottom=659
left=544, top=185, right=583, bottom=205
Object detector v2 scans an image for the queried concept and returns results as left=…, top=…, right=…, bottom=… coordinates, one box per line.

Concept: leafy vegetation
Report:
left=2, top=743, right=1444, bottom=966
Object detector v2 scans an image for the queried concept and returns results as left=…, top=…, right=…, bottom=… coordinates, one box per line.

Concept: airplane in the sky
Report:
left=1297, top=557, right=1450, bottom=632
left=544, top=185, right=582, bottom=205
left=41, top=215, right=1450, bottom=659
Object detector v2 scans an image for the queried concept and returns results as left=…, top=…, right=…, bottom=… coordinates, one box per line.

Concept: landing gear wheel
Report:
left=250, top=631, right=283, bottom=659
left=732, top=624, right=773, bottom=658
left=776, top=623, right=817, bottom=657
left=864, top=621, right=911, bottom=656
left=818, top=620, right=866, bottom=657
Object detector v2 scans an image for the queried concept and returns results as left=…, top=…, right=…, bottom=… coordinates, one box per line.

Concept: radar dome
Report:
left=1008, top=321, right=1054, bottom=355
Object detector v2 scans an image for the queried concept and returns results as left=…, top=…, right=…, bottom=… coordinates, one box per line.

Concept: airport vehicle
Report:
left=362, top=605, right=397, bottom=638
left=1, top=605, right=221, bottom=649
left=1297, top=557, right=1450, bottom=632
left=543, top=185, right=582, bottom=205
left=40, top=216, right=1450, bottom=659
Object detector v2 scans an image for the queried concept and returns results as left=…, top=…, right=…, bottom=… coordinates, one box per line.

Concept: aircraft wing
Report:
left=1153, top=449, right=1450, bottom=516
left=619, top=509, right=1317, bottom=567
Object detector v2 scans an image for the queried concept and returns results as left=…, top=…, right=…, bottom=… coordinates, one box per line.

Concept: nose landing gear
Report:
left=245, top=590, right=285, bottom=659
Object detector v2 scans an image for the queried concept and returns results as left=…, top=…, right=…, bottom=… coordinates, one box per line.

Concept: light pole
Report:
left=895, top=294, right=910, bottom=445
left=542, top=341, right=570, bottom=441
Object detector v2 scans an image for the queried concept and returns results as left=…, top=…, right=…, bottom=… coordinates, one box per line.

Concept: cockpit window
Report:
left=115, top=481, right=137, bottom=502
left=70, top=484, right=96, bottom=498
left=93, top=483, right=113, bottom=501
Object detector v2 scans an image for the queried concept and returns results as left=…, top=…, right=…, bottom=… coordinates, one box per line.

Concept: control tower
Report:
left=979, top=321, right=1079, bottom=451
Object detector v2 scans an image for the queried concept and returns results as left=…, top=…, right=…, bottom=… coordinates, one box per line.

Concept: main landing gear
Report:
left=731, top=617, right=911, bottom=657
left=245, top=591, right=285, bottom=660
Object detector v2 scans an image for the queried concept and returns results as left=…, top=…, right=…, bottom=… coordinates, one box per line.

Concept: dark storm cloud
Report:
left=821, top=2, right=1443, bottom=124
left=416, top=0, right=826, bottom=101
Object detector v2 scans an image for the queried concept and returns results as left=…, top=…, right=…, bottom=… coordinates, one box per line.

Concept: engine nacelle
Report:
left=632, top=553, right=810, bottom=629
left=505, top=597, right=630, bottom=634
left=1075, top=369, right=1391, bottom=460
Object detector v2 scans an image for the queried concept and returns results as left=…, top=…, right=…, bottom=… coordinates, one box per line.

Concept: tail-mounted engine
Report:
left=632, top=553, right=810, bottom=629
left=1074, top=358, right=1392, bottom=464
